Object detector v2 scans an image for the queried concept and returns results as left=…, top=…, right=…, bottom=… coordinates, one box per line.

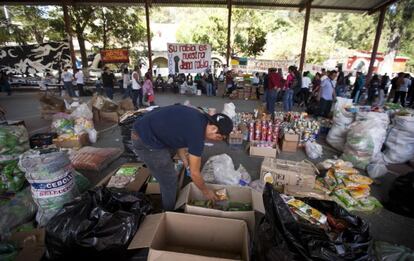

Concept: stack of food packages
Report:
left=190, top=188, right=252, bottom=211
left=52, top=104, right=96, bottom=144
left=231, top=111, right=321, bottom=147
left=275, top=112, right=320, bottom=146
left=315, top=159, right=382, bottom=212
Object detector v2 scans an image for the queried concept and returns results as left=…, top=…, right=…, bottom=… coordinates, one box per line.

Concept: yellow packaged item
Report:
left=347, top=174, right=373, bottom=185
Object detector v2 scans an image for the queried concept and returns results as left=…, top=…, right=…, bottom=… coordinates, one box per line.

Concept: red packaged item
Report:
left=267, top=121, right=273, bottom=142
left=249, top=122, right=255, bottom=141
left=255, top=121, right=261, bottom=141
left=261, top=120, right=267, bottom=141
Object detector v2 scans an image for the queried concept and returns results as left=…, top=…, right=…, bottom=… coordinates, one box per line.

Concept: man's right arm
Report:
left=188, top=154, right=218, bottom=201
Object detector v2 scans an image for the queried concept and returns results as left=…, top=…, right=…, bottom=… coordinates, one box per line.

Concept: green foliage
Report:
left=89, top=7, right=146, bottom=49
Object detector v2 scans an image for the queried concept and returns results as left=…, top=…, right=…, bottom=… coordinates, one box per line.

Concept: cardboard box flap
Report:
left=251, top=190, right=265, bottom=213
left=175, top=182, right=192, bottom=209
left=284, top=133, right=299, bottom=142
left=149, top=249, right=241, bottom=261
left=128, top=213, right=163, bottom=249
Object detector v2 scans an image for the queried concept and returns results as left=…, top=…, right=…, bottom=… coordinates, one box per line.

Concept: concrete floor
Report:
left=1, top=90, right=414, bottom=249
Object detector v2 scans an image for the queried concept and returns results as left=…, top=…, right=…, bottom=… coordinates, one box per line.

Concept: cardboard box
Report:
left=10, top=229, right=45, bottom=261
left=128, top=212, right=249, bottom=261
left=284, top=185, right=331, bottom=201
left=53, top=132, right=89, bottom=149
left=99, top=111, right=119, bottom=123
left=96, top=163, right=149, bottom=192
left=175, top=182, right=264, bottom=232
left=260, top=158, right=316, bottom=190
left=249, top=141, right=278, bottom=158
left=281, top=133, right=299, bottom=152
left=229, top=132, right=243, bottom=145
left=145, top=166, right=185, bottom=195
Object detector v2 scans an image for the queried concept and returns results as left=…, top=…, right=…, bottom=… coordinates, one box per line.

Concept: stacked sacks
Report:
left=381, top=112, right=414, bottom=164
left=326, top=98, right=355, bottom=151
left=341, top=112, right=389, bottom=170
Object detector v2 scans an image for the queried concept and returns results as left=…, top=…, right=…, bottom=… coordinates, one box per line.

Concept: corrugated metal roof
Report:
left=0, top=0, right=395, bottom=13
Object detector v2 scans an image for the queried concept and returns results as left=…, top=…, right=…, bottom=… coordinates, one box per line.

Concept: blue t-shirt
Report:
left=133, top=105, right=208, bottom=157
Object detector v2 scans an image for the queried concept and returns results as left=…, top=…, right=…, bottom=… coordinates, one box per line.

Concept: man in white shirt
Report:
left=74, top=69, right=84, bottom=96
left=320, top=68, right=328, bottom=81
left=62, top=66, right=75, bottom=97
left=300, top=71, right=312, bottom=107
left=318, top=70, right=337, bottom=117
left=131, top=66, right=143, bottom=108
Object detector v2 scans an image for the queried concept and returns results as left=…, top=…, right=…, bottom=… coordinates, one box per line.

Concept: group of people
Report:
left=160, top=71, right=218, bottom=96
left=258, top=66, right=414, bottom=118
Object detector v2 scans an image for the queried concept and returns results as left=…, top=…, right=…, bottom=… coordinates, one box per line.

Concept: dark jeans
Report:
left=64, top=81, right=75, bottom=97
left=265, top=89, right=278, bottom=116
left=132, top=136, right=177, bottom=211
left=77, top=83, right=85, bottom=96
left=122, top=84, right=132, bottom=99
left=393, top=91, right=407, bottom=107
left=319, top=98, right=333, bottom=117
left=104, top=86, right=114, bottom=99
left=131, top=89, right=143, bottom=108
left=0, top=82, right=11, bottom=95
left=299, top=88, right=309, bottom=107
left=367, top=88, right=377, bottom=105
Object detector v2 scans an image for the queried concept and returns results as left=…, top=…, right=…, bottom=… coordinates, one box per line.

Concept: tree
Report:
left=381, top=0, right=414, bottom=74
left=89, top=7, right=146, bottom=49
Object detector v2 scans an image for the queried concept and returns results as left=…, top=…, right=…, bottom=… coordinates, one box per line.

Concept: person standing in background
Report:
left=206, top=70, right=214, bottom=97
left=143, top=72, right=155, bottom=106
left=131, top=66, right=143, bottom=109
left=266, top=68, right=283, bottom=118
left=300, top=71, right=312, bottom=107
left=367, top=74, right=380, bottom=105
left=283, top=66, right=297, bottom=112
left=318, top=70, right=337, bottom=117
left=122, top=68, right=132, bottom=99
left=378, top=74, right=388, bottom=106
left=0, top=71, right=11, bottom=96
left=74, top=69, right=85, bottom=96
left=102, top=66, right=115, bottom=99
left=62, top=66, right=75, bottom=97
left=393, top=73, right=411, bottom=107
left=252, top=72, right=260, bottom=100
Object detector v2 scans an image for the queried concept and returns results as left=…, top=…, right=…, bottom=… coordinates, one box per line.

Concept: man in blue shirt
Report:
left=318, top=70, right=337, bottom=117
left=132, top=105, right=233, bottom=210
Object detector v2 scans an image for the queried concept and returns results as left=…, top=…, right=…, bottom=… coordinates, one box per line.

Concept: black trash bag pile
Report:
left=45, top=187, right=152, bottom=260
left=253, top=183, right=373, bottom=261
left=385, top=171, right=414, bottom=218
left=119, top=114, right=144, bottom=158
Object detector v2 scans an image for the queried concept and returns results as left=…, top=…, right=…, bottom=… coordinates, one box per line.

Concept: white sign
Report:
left=167, top=43, right=212, bottom=74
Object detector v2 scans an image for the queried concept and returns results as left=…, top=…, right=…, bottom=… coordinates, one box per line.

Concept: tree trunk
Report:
left=33, top=28, right=44, bottom=44
left=77, top=32, right=89, bottom=69
left=103, top=19, right=108, bottom=49
left=380, top=26, right=401, bottom=75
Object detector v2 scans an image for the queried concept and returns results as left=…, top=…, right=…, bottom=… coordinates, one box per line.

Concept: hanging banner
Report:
left=232, top=58, right=296, bottom=73
left=0, top=41, right=71, bottom=75
left=101, top=49, right=129, bottom=63
left=167, top=43, right=211, bottom=74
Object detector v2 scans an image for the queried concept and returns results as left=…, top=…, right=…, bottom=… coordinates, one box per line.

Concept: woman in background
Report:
left=143, top=72, right=155, bottom=106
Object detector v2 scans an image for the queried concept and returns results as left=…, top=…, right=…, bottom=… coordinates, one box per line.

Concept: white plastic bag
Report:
left=367, top=163, right=388, bottom=179
left=71, top=103, right=93, bottom=120
left=201, top=154, right=250, bottom=186
left=222, top=103, right=236, bottom=119
left=381, top=115, right=414, bottom=164
left=327, top=97, right=355, bottom=151
left=305, top=141, right=323, bottom=159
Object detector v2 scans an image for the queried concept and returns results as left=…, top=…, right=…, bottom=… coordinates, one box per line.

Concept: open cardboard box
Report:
left=280, top=133, right=299, bottom=152
left=128, top=212, right=249, bottom=261
left=10, top=229, right=45, bottom=261
left=175, top=182, right=264, bottom=233
left=53, top=132, right=90, bottom=149
left=96, top=163, right=149, bottom=192
left=145, top=165, right=185, bottom=195
left=249, top=141, right=278, bottom=158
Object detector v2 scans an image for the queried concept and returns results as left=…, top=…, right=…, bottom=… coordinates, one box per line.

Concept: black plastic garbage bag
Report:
left=385, top=172, right=414, bottom=218
left=252, top=183, right=373, bottom=261
left=45, top=187, right=152, bottom=260
left=374, top=241, right=414, bottom=261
